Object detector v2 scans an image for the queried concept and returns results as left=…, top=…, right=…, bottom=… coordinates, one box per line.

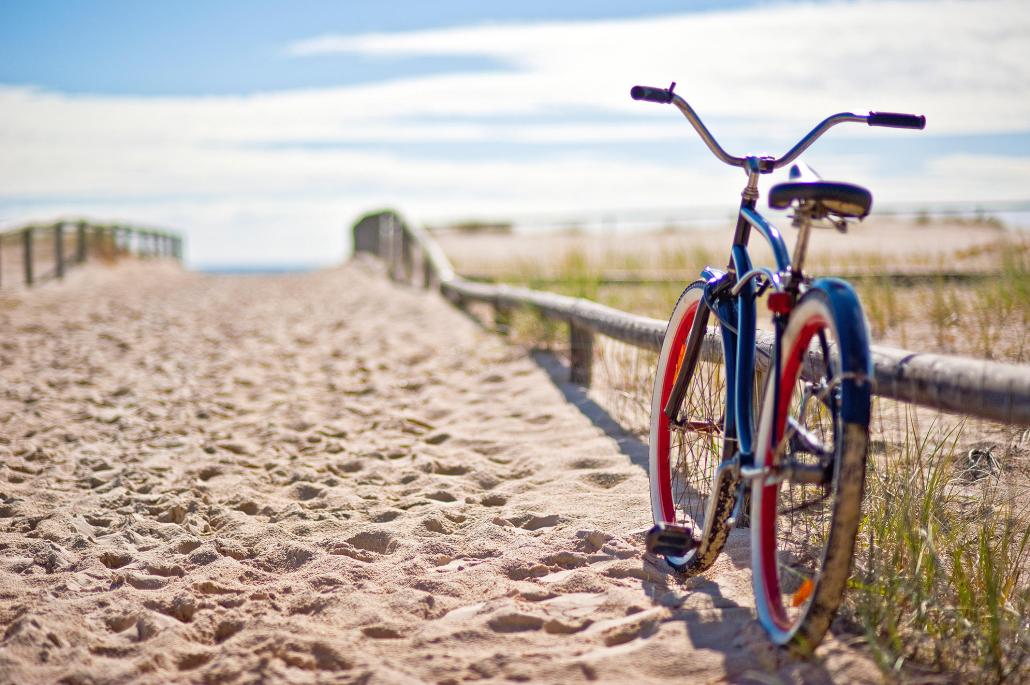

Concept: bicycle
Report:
left=633, top=82, right=925, bottom=651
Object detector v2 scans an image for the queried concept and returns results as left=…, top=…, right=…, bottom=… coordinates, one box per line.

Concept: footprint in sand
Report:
left=369, top=509, right=402, bottom=523
left=500, top=513, right=561, bottom=531
left=361, top=625, right=405, bottom=639
left=584, top=607, right=664, bottom=647
left=579, top=471, right=631, bottom=489
left=213, top=620, right=244, bottom=643
left=98, top=551, right=134, bottom=569
left=487, top=613, right=545, bottom=633
left=429, top=461, right=469, bottom=476
left=566, top=457, right=611, bottom=470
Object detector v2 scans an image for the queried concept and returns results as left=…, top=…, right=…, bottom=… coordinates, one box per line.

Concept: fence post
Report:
left=54, top=222, right=65, bottom=279
left=401, top=228, right=414, bottom=284
left=569, top=321, right=594, bottom=385
left=495, top=303, right=512, bottom=336
left=384, top=215, right=401, bottom=282
left=391, top=217, right=402, bottom=281
left=377, top=215, right=391, bottom=277
left=76, top=221, right=87, bottom=263
left=421, top=248, right=433, bottom=289
left=23, top=227, right=33, bottom=286
left=352, top=217, right=380, bottom=256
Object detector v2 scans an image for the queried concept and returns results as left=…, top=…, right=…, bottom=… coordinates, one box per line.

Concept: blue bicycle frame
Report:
left=663, top=157, right=793, bottom=472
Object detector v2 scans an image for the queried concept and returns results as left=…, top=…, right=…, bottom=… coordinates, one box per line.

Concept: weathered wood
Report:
left=460, top=268, right=1003, bottom=288
left=870, top=346, right=1030, bottom=425
left=353, top=210, right=1030, bottom=427
left=0, top=222, right=183, bottom=288
left=378, top=214, right=399, bottom=281
left=421, top=249, right=433, bottom=290
left=352, top=213, right=382, bottom=256
left=23, top=227, right=33, bottom=286
left=400, top=230, right=414, bottom=284
left=76, top=222, right=87, bottom=263
left=494, top=304, right=512, bottom=336
left=55, top=223, right=65, bottom=279
left=569, top=322, right=594, bottom=385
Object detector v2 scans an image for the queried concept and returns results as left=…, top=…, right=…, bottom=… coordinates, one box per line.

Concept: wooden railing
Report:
left=0, top=220, right=183, bottom=289
left=353, top=210, right=1030, bottom=426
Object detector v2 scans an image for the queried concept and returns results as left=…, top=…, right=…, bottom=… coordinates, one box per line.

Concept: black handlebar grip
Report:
left=631, top=85, right=674, bottom=104
left=867, top=112, right=926, bottom=129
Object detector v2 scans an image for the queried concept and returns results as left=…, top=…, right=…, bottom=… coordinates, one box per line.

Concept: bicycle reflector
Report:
left=768, top=292, right=792, bottom=314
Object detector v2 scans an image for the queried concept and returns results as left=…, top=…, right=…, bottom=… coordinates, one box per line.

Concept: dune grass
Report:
left=481, top=227, right=1029, bottom=682
left=851, top=410, right=1029, bottom=682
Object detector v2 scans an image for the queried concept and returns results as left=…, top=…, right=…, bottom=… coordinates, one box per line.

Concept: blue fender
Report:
left=810, top=278, right=872, bottom=426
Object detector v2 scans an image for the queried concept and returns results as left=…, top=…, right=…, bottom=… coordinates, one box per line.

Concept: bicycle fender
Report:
left=810, top=278, right=872, bottom=426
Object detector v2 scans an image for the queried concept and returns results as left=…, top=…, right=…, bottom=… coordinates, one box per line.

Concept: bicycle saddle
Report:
left=769, top=163, right=872, bottom=218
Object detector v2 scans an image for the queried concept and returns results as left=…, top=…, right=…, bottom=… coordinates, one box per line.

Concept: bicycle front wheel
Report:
left=649, top=282, right=737, bottom=575
left=751, top=284, right=871, bottom=651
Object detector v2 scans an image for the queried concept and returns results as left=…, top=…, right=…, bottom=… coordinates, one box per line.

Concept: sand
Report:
left=434, top=217, right=1015, bottom=278
left=0, top=259, right=883, bottom=684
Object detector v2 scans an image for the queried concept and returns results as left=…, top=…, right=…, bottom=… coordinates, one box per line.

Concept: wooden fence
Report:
left=352, top=210, right=1030, bottom=426
left=0, top=220, right=183, bottom=289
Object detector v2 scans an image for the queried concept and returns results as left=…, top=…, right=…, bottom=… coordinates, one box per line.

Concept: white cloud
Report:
left=287, top=0, right=1030, bottom=135
left=1, top=0, right=1028, bottom=265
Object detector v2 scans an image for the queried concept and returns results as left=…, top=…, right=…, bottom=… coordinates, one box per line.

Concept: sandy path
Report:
left=0, top=260, right=880, bottom=684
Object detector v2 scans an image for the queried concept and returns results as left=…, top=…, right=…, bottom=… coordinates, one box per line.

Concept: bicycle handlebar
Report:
left=630, top=83, right=926, bottom=172
left=630, top=84, right=675, bottom=104
left=867, top=111, right=926, bottom=129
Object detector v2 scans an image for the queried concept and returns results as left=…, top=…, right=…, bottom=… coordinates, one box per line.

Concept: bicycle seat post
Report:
left=790, top=205, right=815, bottom=280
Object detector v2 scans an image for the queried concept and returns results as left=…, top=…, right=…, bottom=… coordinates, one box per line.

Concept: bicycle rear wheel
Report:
left=649, top=282, right=737, bottom=574
left=751, top=285, right=871, bottom=651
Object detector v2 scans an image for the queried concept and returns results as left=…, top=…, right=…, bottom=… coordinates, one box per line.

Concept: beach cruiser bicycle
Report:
left=633, top=82, right=924, bottom=651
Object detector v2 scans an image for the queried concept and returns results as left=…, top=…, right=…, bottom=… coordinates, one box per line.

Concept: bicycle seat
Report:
left=769, top=163, right=872, bottom=218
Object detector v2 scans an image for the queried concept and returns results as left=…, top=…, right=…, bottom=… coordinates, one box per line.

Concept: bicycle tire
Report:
left=751, top=285, right=871, bottom=651
left=649, top=281, right=738, bottom=575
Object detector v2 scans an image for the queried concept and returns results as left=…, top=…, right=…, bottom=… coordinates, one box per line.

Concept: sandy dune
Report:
left=434, top=218, right=1012, bottom=277
left=0, top=260, right=881, bottom=684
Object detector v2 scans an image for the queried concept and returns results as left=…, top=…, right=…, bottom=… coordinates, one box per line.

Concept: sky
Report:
left=1, top=0, right=1028, bottom=267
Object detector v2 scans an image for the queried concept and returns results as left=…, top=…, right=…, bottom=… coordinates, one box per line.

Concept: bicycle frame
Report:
left=639, top=85, right=922, bottom=446
left=663, top=162, right=795, bottom=472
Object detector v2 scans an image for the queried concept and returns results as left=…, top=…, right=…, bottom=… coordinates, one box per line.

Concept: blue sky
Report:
left=1, top=0, right=1028, bottom=266
left=0, top=1, right=751, bottom=95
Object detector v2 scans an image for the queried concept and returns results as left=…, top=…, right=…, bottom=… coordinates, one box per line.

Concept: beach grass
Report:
left=468, top=220, right=1030, bottom=682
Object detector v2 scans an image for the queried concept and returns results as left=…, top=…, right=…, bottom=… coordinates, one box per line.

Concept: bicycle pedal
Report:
left=646, top=523, right=698, bottom=557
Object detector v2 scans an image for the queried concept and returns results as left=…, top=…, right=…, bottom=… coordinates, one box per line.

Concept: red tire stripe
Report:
left=656, top=300, right=699, bottom=523
left=758, top=314, right=829, bottom=632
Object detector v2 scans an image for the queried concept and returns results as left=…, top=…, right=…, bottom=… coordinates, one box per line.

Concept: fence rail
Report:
left=0, top=219, right=183, bottom=289
left=352, top=210, right=1030, bottom=426
left=459, top=268, right=1003, bottom=288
